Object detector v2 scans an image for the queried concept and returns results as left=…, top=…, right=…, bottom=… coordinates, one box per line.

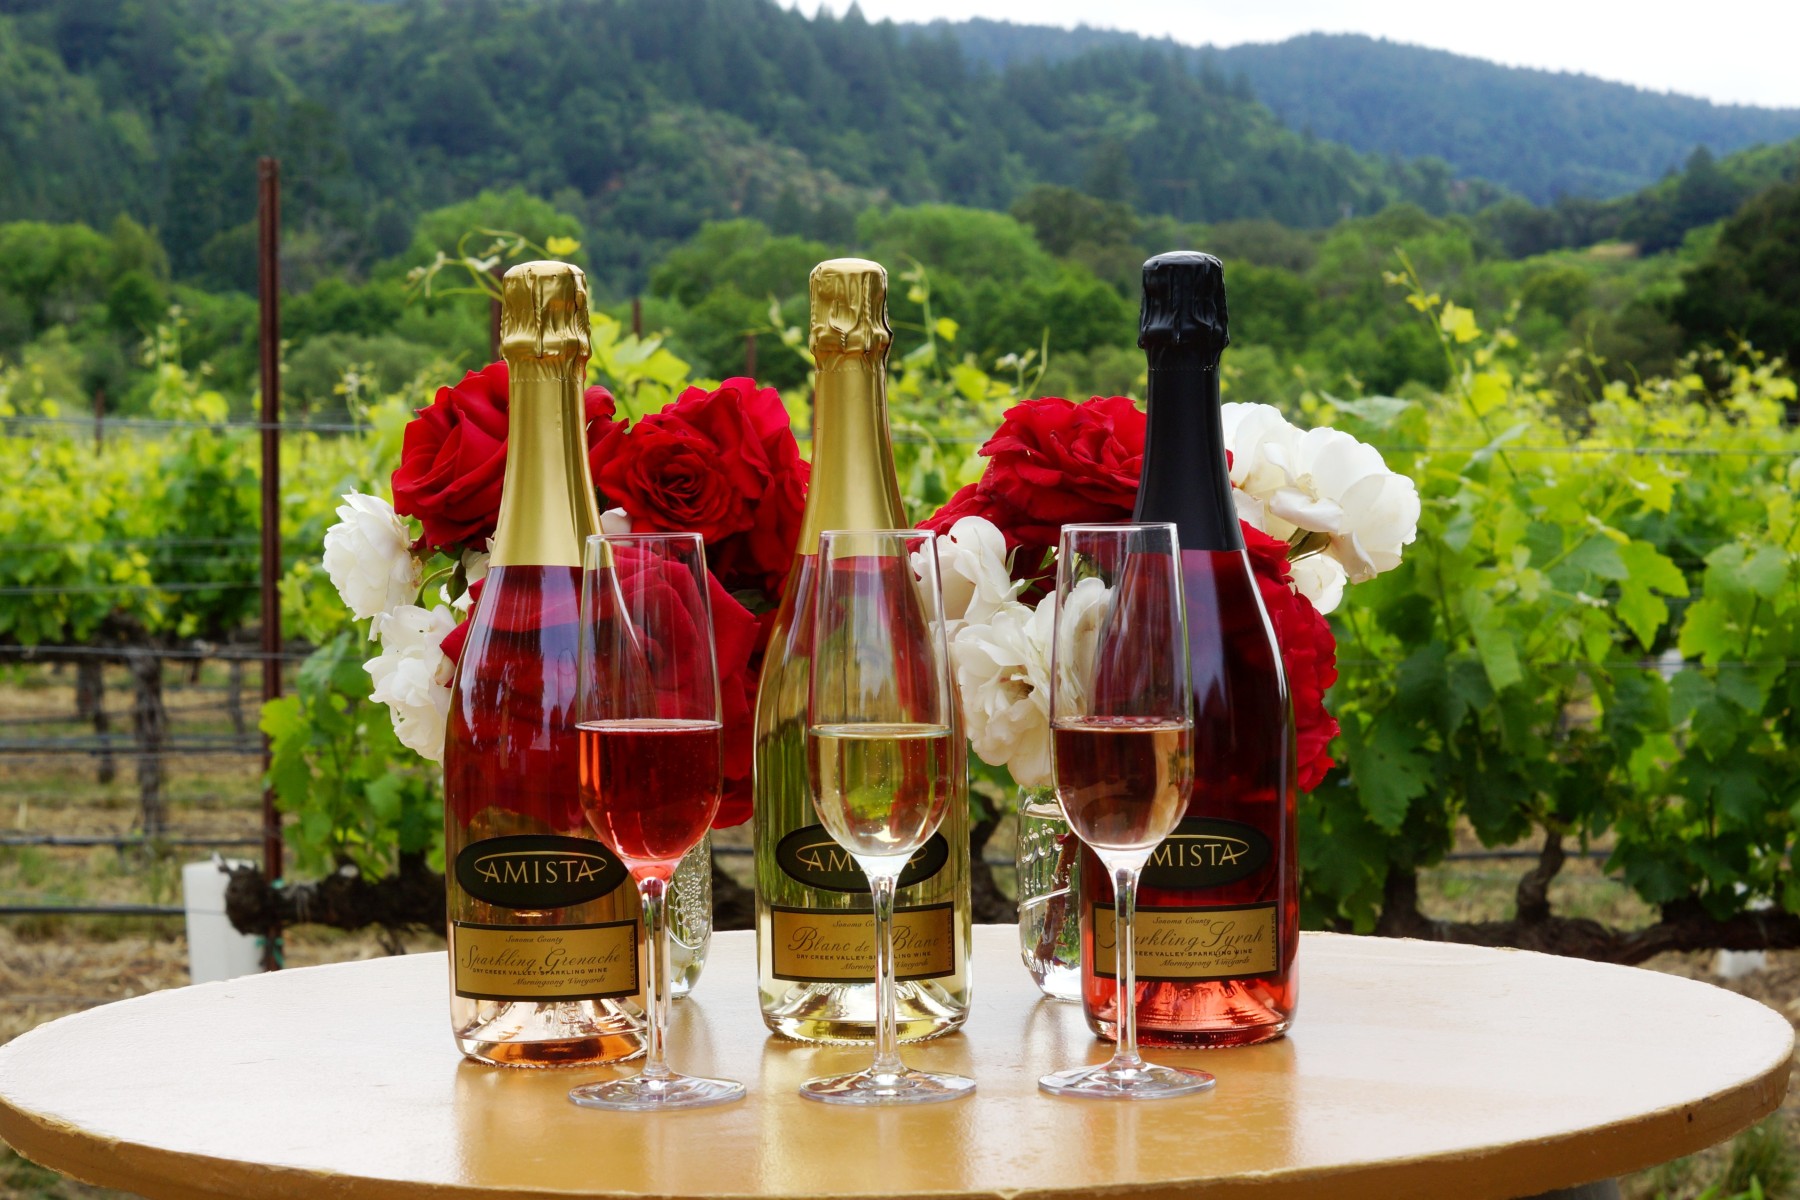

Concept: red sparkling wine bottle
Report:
left=1078, top=251, right=1300, bottom=1047
left=443, top=261, right=644, bottom=1067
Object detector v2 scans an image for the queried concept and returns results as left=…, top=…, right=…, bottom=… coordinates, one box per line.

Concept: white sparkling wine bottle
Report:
left=752, top=258, right=972, bottom=1043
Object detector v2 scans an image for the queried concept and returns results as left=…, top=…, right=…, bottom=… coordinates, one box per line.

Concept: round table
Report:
left=0, top=927, right=1788, bottom=1200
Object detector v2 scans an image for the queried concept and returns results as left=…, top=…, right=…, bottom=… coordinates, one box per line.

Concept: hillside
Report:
left=0, top=0, right=1478, bottom=292
left=925, top=20, right=1800, bottom=203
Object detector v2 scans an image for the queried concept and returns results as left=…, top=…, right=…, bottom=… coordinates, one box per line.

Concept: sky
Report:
left=782, top=0, right=1800, bottom=109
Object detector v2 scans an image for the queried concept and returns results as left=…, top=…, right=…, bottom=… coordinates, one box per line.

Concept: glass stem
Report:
left=638, top=874, right=671, bottom=1081
left=869, top=871, right=905, bottom=1079
left=1111, top=863, right=1144, bottom=1071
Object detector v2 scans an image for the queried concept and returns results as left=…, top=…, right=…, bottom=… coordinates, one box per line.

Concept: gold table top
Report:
left=0, top=927, right=1788, bottom=1200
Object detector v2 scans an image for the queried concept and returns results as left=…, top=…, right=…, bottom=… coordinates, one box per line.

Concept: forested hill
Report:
left=926, top=21, right=1800, bottom=204
left=0, top=0, right=1482, bottom=292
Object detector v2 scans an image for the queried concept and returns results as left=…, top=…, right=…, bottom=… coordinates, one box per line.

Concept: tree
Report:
left=1671, top=179, right=1800, bottom=366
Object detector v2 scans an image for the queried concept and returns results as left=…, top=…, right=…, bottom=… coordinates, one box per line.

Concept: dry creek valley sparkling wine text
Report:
left=752, top=259, right=971, bottom=1042
left=1078, top=251, right=1300, bottom=1047
left=444, top=261, right=645, bottom=1068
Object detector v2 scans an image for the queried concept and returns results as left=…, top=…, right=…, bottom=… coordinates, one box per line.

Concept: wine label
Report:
left=1139, top=818, right=1272, bottom=890
left=452, top=920, right=639, bottom=1002
left=774, top=825, right=950, bottom=893
left=1093, top=903, right=1279, bottom=982
left=769, top=903, right=956, bottom=982
left=453, top=835, right=629, bottom=909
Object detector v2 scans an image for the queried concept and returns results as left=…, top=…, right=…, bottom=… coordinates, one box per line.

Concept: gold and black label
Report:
left=454, top=834, right=628, bottom=909
left=452, top=920, right=639, bottom=1002
left=1140, top=818, right=1272, bottom=890
left=769, top=903, right=956, bottom=982
left=1094, top=903, right=1279, bottom=982
left=775, top=825, right=949, bottom=894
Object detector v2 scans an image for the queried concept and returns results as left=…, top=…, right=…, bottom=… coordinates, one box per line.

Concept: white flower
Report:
left=1051, top=577, right=1114, bottom=719
left=601, top=507, right=633, bottom=535
left=447, top=541, right=491, bottom=614
left=365, top=605, right=457, bottom=763
left=949, top=574, right=1114, bottom=792
left=322, top=492, right=420, bottom=622
left=951, top=600, right=1053, bottom=790
left=1222, top=403, right=1421, bottom=584
left=919, top=516, right=1020, bottom=637
left=1289, top=554, right=1347, bottom=615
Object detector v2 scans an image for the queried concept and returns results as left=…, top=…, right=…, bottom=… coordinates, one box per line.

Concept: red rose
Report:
left=1243, top=523, right=1339, bottom=792
left=976, top=396, right=1145, bottom=544
left=392, top=361, right=622, bottom=552
left=599, top=378, right=807, bottom=594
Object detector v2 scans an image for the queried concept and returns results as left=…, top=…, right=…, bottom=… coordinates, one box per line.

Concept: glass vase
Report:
left=1014, top=787, right=1081, bottom=1001
left=668, top=833, right=712, bottom=998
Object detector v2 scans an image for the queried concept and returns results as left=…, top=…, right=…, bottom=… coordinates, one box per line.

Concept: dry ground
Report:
left=0, top=663, right=1792, bottom=1199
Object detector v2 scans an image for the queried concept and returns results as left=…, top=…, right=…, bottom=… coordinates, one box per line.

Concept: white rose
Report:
left=365, top=605, right=457, bottom=763
left=919, top=516, right=1020, bottom=637
left=601, top=507, right=633, bottom=535
left=322, top=492, right=420, bottom=622
left=447, top=541, right=491, bottom=614
left=1289, top=554, right=1347, bottom=615
left=1051, top=576, right=1114, bottom=719
left=951, top=601, right=1052, bottom=790
left=1222, top=402, right=1421, bottom=584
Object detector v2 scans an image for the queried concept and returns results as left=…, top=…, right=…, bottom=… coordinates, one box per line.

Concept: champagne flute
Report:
left=1040, top=522, right=1213, bottom=1100
left=568, top=532, right=745, bottom=1112
left=799, top=529, right=975, bottom=1106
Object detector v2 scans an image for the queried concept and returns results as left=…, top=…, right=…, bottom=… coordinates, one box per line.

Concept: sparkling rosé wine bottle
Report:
left=444, top=261, right=644, bottom=1067
left=752, top=259, right=971, bottom=1043
left=1078, top=252, right=1300, bottom=1048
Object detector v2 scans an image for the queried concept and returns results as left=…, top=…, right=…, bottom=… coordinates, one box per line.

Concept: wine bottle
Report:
left=444, top=260, right=644, bottom=1067
left=753, top=258, right=972, bottom=1042
left=1078, top=251, right=1299, bottom=1047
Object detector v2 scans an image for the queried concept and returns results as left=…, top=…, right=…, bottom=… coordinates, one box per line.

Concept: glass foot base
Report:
left=799, top=1066, right=976, bottom=1106
left=569, top=1071, right=746, bottom=1111
left=1039, top=1059, right=1215, bottom=1101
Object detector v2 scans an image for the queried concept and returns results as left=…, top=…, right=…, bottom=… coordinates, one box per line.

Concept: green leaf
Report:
left=1324, top=394, right=1416, bottom=429
left=1440, top=303, right=1480, bottom=344
left=1615, top=587, right=1667, bottom=649
left=1677, top=596, right=1738, bottom=665
left=1349, top=723, right=1432, bottom=833
left=1561, top=536, right=1629, bottom=582
left=1465, top=370, right=1507, bottom=417
left=1705, top=543, right=1789, bottom=599
left=1460, top=589, right=1522, bottom=691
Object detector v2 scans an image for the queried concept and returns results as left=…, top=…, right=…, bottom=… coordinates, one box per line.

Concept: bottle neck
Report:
left=490, top=375, right=601, bottom=567
left=1133, top=360, right=1242, bottom=552
left=797, top=358, right=906, bottom=552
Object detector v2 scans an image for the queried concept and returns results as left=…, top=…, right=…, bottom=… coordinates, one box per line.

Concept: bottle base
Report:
left=452, top=997, right=646, bottom=1068
left=759, top=979, right=970, bottom=1044
left=458, top=1032, right=646, bottom=1068
left=761, top=1011, right=969, bottom=1045
left=1089, top=1017, right=1291, bottom=1049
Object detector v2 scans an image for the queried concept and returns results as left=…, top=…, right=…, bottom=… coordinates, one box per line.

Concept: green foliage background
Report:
left=4, top=0, right=1800, bottom=941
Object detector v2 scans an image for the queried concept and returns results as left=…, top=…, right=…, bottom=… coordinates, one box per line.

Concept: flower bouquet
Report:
left=914, top=394, right=1419, bottom=998
left=325, top=363, right=807, bottom=830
